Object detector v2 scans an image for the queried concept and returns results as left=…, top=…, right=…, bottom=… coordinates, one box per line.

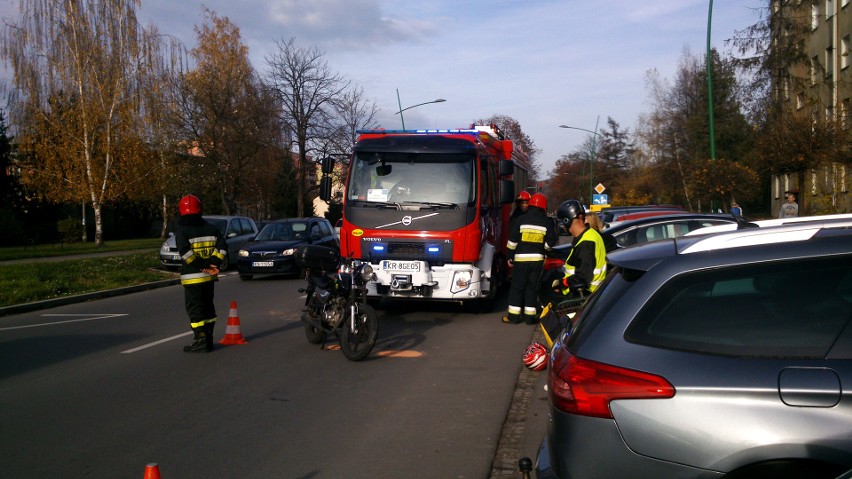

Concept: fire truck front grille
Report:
left=388, top=243, right=423, bottom=256
left=363, top=240, right=453, bottom=265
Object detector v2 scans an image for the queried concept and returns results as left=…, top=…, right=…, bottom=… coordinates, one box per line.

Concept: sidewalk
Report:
left=490, top=326, right=551, bottom=478
left=0, top=248, right=153, bottom=265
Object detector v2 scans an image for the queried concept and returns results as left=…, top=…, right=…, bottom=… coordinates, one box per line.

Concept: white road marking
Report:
left=121, top=332, right=193, bottom=354
left=0, top=313, right=128, bottom=331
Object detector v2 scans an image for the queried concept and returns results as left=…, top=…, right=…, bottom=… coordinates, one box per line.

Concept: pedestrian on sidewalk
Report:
left=175, top=194, right=227, bottom=353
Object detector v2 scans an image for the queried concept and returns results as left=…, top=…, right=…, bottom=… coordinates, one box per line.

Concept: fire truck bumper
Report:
left=368, top=261, right=484, bottom=300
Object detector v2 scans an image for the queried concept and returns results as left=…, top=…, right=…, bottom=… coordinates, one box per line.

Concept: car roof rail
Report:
left=678, top=219, right=852, bottom=254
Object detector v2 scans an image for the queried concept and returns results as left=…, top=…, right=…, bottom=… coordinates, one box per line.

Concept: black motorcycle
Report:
left=296, top=245, right=378, bottom=361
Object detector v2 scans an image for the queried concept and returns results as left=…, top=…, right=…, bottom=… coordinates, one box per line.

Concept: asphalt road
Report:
left=0, top=271, right=549, bottom=478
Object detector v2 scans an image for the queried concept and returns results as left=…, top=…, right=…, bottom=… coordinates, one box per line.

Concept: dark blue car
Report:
left=236, top=217, right=338, bottom=280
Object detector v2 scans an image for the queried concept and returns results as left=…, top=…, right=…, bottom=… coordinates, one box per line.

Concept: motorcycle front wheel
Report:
left=337, top=303, right=378, bottom=361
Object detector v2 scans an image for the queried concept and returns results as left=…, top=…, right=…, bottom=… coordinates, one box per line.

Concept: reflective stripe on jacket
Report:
left=176, top=218, right=227, bottom=285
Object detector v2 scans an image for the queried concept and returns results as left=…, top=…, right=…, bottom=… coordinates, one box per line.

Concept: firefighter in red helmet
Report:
left=503, top=192, right=557, bottom=325
left=509, top=190, right=532, bottom=228
left=175, top=194, right=227, bottom=352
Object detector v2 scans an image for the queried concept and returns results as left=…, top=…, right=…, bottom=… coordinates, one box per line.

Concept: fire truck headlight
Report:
left=451, top=270, right=473, bottom=293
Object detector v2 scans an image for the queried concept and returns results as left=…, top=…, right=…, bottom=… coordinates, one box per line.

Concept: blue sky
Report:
left=0, top=0, right=765, bottom=175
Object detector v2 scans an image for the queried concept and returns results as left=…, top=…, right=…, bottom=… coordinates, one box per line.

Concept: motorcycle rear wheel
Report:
left=302, top=312, right=326, bottom=344
left=337, top=303, right=378, bottom=361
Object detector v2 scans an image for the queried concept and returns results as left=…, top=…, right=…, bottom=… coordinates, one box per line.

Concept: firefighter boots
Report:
left=183, top=327, right=209, bottom=353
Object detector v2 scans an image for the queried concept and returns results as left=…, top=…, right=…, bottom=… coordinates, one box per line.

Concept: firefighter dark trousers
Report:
left=184, top=281, right=217, bottom=328
left=507, top=260, right=543, bottom=324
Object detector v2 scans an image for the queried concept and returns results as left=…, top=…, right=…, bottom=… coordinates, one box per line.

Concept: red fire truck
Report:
left=319, top=124, right=531, bottom=310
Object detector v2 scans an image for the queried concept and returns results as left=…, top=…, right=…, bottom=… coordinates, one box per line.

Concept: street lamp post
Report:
left=395, top=89, right=446, bottom=130
left=559, top=116, right=601, bottom=204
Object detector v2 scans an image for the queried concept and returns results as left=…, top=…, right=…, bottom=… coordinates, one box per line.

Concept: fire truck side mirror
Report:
left=498, top=180, right=515, bottom=204
left=320, top=157, right=335, bottom=174
left=319, top=176, right=332, bottom=202
left=499, top=160, right=514, bottom=177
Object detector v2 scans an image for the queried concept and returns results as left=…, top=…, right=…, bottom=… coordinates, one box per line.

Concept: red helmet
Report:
left=178, top=195, right=202, bottom=216
left=529, top=193, right=547, bottom=210
left=516, top=191, right=532, bottom=201
left=522, top=342, right=548, bottom=371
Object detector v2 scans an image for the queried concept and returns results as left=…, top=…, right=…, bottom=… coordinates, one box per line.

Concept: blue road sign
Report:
left=593, top=194, right=608, bottom=205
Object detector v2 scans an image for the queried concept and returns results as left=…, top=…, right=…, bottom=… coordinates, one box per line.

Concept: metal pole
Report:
left=396, top=89, right=405, bottom=130
left=706, top=0, right=716, bottom=161
left=559, top=121, right=600, bottom=205
left=707, top=0, right=716, bottom=213
left=589, top=115, right=600, bottom=204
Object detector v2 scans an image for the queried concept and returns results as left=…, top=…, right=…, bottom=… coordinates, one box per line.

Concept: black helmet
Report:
left=557, top=200, right=584, bottom=225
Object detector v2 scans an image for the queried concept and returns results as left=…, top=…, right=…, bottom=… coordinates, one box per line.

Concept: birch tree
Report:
left=2, top=0, right=154, bottom=246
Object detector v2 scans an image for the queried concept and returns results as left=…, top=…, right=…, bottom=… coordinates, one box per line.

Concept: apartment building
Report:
left=774, top=0, right=851, bottom=215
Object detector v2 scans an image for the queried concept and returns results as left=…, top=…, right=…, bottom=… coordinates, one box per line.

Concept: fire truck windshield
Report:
left=348, top=153, right=475, bottom=206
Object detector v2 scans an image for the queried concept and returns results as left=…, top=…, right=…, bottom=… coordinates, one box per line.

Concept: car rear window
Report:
left=626, top=256, right=852, bottom=358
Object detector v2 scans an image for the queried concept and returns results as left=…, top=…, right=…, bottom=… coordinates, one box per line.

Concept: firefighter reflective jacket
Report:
left=176, top=215, right=227, bottom=285
left=507, top=208, right=558, bottom=263
left=562, top=226, right=607, bottom=293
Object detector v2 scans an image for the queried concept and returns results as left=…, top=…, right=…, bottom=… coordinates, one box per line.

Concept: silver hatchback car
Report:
left=537, top=219, right=852, bottom=479
left=159, top=215, right=258, bottom=271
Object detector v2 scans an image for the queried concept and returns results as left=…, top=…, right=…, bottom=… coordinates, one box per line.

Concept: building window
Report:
left=797, top=92, right=806, bottom=110
left=826, top=0, right=834, bottom=17
left=811, top=56, right=819, bottom=84
left=811, top=170, right=817, bottom=195
left=825, top=46, right=834, bottom=77
left=842, top=35, right=850, bottom=70
left=812, top=3, right=820, bottom=30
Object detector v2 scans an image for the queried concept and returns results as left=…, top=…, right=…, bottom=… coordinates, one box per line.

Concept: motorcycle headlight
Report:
left=359, top=263, right=375, bottom=282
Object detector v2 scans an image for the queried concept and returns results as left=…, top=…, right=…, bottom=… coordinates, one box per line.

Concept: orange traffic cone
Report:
left=143, top=463, right=162, bottom=479
left=219, top=300, right=248, bottom=345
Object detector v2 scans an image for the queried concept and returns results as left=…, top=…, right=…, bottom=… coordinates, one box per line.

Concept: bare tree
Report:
left=2, top=0, right=155, bottom=245
left=265, top=37, right=350, bottom=216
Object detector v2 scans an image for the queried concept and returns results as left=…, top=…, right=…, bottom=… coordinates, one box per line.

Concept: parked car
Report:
left=236, top=217, right=338, bottom=280
left=684, top=212, right=852, bottom=237
left=597, top=205, right=684, bottom=224
left=159, top=215, right=258, bottom=271
left=544, top=213, right=737, bottom=271
left=602, top=208, right=690, bottom=228
left=537, top=219, right=852, bottom=479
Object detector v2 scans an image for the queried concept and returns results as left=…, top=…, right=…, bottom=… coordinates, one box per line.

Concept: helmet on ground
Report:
left=179, top=195, right=202, bottom=216
left=557, top=199, right=584, bottom=224
left=523, top=342, right=549, bottom=371
left=529, top=193, right=547, bottom=210
left=516, top=191, right=532, bottom=202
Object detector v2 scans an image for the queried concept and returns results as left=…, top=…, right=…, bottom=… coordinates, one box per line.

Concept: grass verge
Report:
left=0, top=252, right=177, bottom=307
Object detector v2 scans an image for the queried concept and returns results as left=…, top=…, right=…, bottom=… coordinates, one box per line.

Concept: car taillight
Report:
left=548, top=344, right=675, bottom=419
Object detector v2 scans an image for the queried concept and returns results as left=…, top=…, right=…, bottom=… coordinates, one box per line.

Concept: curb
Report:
left=489, top=326, right=547, bottom=478
left=0, top=278, right=181, bottom=317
